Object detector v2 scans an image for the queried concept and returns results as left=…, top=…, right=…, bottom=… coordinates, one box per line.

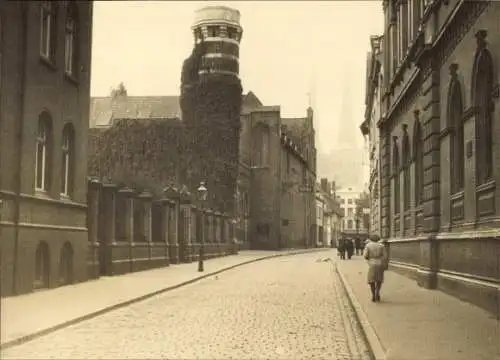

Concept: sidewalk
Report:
left=1, top=248, right=327, bottom=349
left=336, top=257, right=500, bottom=360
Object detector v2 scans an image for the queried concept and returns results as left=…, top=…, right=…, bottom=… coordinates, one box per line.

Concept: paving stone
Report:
left=2, top=250, right=371, bottom=360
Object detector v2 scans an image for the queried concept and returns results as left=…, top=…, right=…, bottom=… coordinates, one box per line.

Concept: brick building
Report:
left=0, top=2, right=93, bottom=296
left=378, top=0, right=499, bottom=316
left=361, top=35, right=384, bottom=237
left=238, top=105, right=316, bottom=250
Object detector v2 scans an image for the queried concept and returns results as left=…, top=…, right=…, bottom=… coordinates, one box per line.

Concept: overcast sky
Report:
left=91, top=1, right=384, bottom=157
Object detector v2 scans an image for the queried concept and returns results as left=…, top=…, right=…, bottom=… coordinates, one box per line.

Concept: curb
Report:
left=335, top=263, right=387, bottom=360
left=1, top=248, right=329, bottom=351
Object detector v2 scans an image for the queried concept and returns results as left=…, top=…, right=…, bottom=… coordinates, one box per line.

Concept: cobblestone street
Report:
left=2, top=250, right=371, bottom=360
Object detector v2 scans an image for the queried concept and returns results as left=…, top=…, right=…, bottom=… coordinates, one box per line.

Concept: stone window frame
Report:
left=447, top=70, right=465, bottom=195
left=471, top=32, right=494, bottom=187
left=60, top=123, right=75, bottom=198
left=402, top=125, right=411, bottom=211
left=64, top=2, right=78, bottom=79
left=35, top=111, right=53, bottom=193
left=392, top=137, right=401, bottom=215
left=413, top=112, right=424, bottom=206
left=40, top=1, right=57, bottom=62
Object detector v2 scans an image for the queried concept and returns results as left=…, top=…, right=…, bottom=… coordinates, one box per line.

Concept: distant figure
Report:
left=338, top=238, right=346, bottom=260
left=363, top=234, right=388, bottom=302
left=346, top=238, right=355, bottom=260
left=355, top=237, right=363, bottom=255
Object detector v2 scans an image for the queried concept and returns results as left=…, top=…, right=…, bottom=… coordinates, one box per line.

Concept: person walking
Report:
left=338, top=237, right=346, bottom=260
left=346, top=238, right=355, bottom=260
left=363, top=234, right=388, bottom=302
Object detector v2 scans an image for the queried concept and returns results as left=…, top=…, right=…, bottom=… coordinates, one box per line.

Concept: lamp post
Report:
left=197, top=182, right=208, bottom=272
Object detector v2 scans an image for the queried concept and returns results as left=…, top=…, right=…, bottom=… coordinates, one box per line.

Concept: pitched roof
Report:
left=90, top=92, right=263, bottom=128
left=90, top=96, right=181, bottom=128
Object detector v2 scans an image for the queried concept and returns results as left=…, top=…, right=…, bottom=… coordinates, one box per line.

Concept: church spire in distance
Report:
left=335, top=72, right=360, bottom=150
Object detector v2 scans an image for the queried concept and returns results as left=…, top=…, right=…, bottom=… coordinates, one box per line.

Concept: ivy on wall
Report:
left=88, top=40, right=243, bottom=214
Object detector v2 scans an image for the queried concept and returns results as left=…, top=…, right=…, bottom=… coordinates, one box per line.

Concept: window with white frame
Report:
left=35, top=113, right=52, bottom=191
left=64, top=4, right=77, bottom=76
left=61, top=124, right=74, bottom=196
left=40, top=1, right=55, bottom=59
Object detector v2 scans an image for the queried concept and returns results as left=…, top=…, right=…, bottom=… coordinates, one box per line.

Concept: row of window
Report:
left=36, top=111, right=75, bottom=197
left=387, top=0, right=429, bottom=77
left=391, top=45, right=495, bottom=215
left=194, top=25, right=242, bottom=42
left=40, top=1, right=79, bottom=78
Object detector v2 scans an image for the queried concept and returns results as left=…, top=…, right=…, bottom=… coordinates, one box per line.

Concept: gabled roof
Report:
left=90, top=96, right=181, bottom=128
left=90, top=92, right=264, bottom=128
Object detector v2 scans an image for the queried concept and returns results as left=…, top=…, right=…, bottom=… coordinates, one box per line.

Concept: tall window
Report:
left=64, top=4, right=78, bottom=76
left=407, top=0, right=414, bottom=43
left=401, top=0, right=408, bottom=54
left=40, top=1, right=56, bottom=60
left=61, top=124, right=74, bottom=196
left=472, top=42, right=494, bottom=185
left=261, top=128, right=269, bottom=165
left=393, top=139, right=400, bottom=214
left=413, top=117, right=424, bottom=206
left=448, top=77, right=465, bottom=194
left=347, top=219, right=353, bottom=229
left=36, top=112, right=52, bottom=191
left=397, top=5, right=403, bottom=62
left=402, top=130, right=411, bottom=211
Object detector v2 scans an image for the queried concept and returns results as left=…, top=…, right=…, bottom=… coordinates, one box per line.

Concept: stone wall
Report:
left=87, top=179, right=236, bottom=279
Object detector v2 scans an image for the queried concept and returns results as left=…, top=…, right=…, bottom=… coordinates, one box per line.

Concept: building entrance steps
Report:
left=1, top=248, right=328, bottom=350
left=336, top=258, right=500, bottom=360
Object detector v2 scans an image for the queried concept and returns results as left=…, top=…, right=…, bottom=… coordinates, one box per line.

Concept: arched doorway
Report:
left=59, top=242, right=74, bottom=285
left=34, top=241, right=50, bottom=290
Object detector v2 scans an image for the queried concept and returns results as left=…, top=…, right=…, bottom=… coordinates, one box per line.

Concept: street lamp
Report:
left=197, top=182, right=208, bottom=272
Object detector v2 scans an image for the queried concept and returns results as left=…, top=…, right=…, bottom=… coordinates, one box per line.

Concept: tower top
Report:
left=192, top=6, right=241, bottom=29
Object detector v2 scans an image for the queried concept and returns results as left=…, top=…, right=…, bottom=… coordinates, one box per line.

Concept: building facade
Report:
left=336, top=187, right=369, bottom=238
left=241, top=105, right=316, bottom=250
left=361, top=35, right=384, bottom=237
left=378, top=0, right=499, bottom=316
left=314, top=178, right=342, bottom=247
left=0, top=2, right=93, bottom=296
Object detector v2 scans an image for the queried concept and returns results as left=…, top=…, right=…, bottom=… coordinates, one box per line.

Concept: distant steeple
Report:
left=336, top=75, right=360, bottom=149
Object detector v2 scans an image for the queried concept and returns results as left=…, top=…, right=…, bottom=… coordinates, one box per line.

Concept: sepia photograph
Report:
left=0, top=1, right=498, bottom=359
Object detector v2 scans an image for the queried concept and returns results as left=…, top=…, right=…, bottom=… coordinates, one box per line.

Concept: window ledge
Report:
left=60, top=194, right=72, bottom=202
left=476, top=180, right=496, bottom=194
left=35, top=189, right=51, bottom=199
left=39, top=55, right=57, bottom=72
left=450, top=190, right=465, bottom=201
left=64, top=72, right=79, bottom=86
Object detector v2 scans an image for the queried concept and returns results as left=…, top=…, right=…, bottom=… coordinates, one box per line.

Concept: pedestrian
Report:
left=355, top=237, right=363, bottom=255
left=363, top=234, right=388, bottom=302
left=338, top=238, right=346, bottom=260
left=346, top=238, right=354, bottom=259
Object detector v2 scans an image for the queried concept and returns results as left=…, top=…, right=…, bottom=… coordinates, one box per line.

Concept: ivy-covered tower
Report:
left=180, top=6, right=243, bottom=214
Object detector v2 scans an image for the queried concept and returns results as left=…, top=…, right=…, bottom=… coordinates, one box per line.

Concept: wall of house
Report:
left=244, top=107, right=282, bottom=250
left=379, top=0, right=500, bottom=317
left=0, top=2, right=92, bottom=296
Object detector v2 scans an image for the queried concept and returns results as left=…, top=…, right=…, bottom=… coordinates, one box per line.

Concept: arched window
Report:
left=64, top=3, right=78, bottom=76
left=61, top=124, right=75, bottom=196
left=472, top=37, right=494, bottom=185
left=413, top=114, right=424, bottom=206
left=448, top=76, right=465, bottom=193
left=36, top=112, right=52, bottom=191
left=402, top=127, right=411, bottom=211
left=393, top=138, right=401, bottom=215
left=59, top=242, right=73, bottom=285
left=34, top=241, right=50, bottom=289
